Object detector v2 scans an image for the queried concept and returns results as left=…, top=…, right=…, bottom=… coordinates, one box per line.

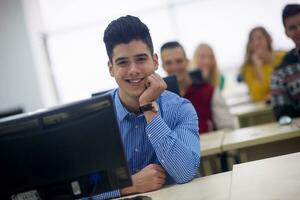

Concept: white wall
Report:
left=36, top=0, right=296, bottom=103
left=1, top=0, right=297, bottom=109
left=0, top=0, right=43, bottom=112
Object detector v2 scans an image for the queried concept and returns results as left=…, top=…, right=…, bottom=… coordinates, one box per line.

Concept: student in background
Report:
left=271, top=4, right=300, bottom=120
left=240, top=26, right=285, bottom=102
left=192, top=43, right=226, bottom=91
left=87, top=16, right=200, bottom=199
left=160, top=41, right=234, bottom=134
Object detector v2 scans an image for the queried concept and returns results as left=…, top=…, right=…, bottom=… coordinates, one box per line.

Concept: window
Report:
left=37, top=0, right=294, bottom=103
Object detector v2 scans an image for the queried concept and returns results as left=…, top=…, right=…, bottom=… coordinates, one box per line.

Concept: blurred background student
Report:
left=161, top=41, right=234, bottom=134
left=192, top=43, right=226, bottom=91
left=271, top=4, right=300, bottom=121
left=240, top=26, right=286, bottom=102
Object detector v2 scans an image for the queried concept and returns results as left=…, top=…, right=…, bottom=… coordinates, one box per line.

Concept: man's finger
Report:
left=152, top=164, right=165, bottom=173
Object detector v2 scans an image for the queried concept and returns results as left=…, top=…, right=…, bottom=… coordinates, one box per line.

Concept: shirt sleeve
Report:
left=78, top=189, right=121, bottom=200
left=211, top=88, right=235, bottom=129
left=145, top=100, right=200, bottom=184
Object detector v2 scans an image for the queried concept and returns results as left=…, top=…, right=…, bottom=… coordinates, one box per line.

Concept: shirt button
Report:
left=135, top=148, right=139, bottom=152
left=161, top=159, right=165, bottom=163
left=148, top=134, right=151, bottom=137
left=135, top=125, right=138, bottom=129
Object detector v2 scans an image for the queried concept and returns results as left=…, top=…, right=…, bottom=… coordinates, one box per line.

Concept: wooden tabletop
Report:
left=293, top=117, right=300, bottom=128
left=229, top=102, right=272, bottom=117
left=115, top=172, right=232, bottom=200
left=225, top=95, right=251, bottom=107
left=200, top=130, right=226, bottom=157
left=229, top=152, right=300, bottom=200
left=222, top=119, right=300, bottom=151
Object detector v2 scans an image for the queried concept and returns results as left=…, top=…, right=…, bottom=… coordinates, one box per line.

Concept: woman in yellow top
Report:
left=241, top=26, right=285, bottom=102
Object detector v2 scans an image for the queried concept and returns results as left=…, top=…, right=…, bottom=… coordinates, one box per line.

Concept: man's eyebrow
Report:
left=115, top=57, right=127, bottom=63
left=135, top=53, right=149, bottom=58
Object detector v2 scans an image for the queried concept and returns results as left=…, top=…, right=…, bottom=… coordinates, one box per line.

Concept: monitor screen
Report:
left=0, top=94, right=131, bottom=200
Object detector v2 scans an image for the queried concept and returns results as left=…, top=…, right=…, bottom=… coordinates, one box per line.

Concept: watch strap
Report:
left=139, top=103, right=154, bottom=113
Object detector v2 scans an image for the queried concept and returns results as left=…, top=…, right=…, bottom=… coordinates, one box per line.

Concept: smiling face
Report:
left=108, top=40, right=158, bottom=101
left=285, top=13, right=300, bottom=48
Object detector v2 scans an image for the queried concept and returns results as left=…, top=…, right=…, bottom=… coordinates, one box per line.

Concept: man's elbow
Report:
left=173, top=169, right=198, bottom=184
left=173, top=159, right=200, bottom=184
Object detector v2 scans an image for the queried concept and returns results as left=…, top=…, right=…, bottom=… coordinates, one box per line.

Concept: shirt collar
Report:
left=113, top=89, right=130, bottom=122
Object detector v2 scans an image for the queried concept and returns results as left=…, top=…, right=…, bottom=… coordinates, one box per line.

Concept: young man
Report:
left=160, top=41, right=234, bottom=133
left=87, top=16, right=200, bottom=199
left=271, top=4, right=300, bottom=120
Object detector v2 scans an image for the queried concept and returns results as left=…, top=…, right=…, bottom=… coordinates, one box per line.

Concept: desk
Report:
left=200, top=130, right=225, bottom=157
left=293, top=117, right=300, bottom=127
left=229, top=102, right=275, bottom=128
left=229, top=152, right=300, bottom=200
left=225, top=95, right=251, bottom=107
left=200, top=130, right=227, bottom=175
left=116, top=172, right=232, bottom=200
left=223, top=118, right=300, bottom=163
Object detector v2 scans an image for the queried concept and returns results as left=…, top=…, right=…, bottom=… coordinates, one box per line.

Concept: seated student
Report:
left=84, top=16, right=200, bottom=199
left=192, top=43, right=226, bottom=91
left=160, top=41, right=234, bottom=134
left=271, top=4, right=300, bottom=120
left=240, top=26, right=285, bottom=102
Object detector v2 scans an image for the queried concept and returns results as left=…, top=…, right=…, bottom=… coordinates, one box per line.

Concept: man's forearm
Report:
left=146, top=114, right=200, bottom=183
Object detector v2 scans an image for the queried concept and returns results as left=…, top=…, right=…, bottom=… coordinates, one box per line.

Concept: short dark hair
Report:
left=282, top=4, right=300, bottom=27
left=103, top=15, right=154, bottom=62
left=160, top=41, right=187, bottom=58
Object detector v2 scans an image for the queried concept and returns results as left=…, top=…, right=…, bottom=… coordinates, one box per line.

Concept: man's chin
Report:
left=120, top=88, right=145, bottom=99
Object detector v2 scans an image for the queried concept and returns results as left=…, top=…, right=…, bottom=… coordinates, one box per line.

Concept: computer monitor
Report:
left=0, top=94, right=131, bottom=200
left=0, top=107, right=23, bottom=119
left=163, top=75, right=180, bottom=95
left=91, top=89, right=113, bottom=97
left=189, top=69, right=204, bottom=85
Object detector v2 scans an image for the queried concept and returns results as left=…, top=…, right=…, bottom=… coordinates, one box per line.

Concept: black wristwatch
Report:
left=139, top=102, right=158, bottom=113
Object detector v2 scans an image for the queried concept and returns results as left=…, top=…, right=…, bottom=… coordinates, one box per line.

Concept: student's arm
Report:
left=121, top=164, right=166, bottom=195
left=211, top=88, right=235, bottom=130
left=144, top=100, right=200, bottom=184
left=139, top=73, right=200, bottom=184
left=271, top=70, right=295, bottom=120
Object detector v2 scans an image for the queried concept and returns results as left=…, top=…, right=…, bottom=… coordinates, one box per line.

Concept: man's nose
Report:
left=128, top=62, right=140, bottom=75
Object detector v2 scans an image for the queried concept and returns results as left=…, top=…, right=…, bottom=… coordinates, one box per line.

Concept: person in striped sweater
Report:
left=271, top=4, right=300, bottom=120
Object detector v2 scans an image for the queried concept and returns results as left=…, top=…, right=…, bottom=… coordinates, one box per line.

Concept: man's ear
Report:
left=153, top=53, right=159, bottom=71
left=108, top=61, right=114, bottom=77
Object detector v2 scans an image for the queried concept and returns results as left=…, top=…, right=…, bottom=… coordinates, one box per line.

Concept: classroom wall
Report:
left=0, top=0, right=56, bottom=112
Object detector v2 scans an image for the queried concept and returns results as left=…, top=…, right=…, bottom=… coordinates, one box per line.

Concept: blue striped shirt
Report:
left=83, top=89, right=200, bottom=199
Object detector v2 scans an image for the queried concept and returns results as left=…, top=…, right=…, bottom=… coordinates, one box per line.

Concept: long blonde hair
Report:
left=193, top=43, right=220, bottom=87
left=242, top=26, right=273, bottom=67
